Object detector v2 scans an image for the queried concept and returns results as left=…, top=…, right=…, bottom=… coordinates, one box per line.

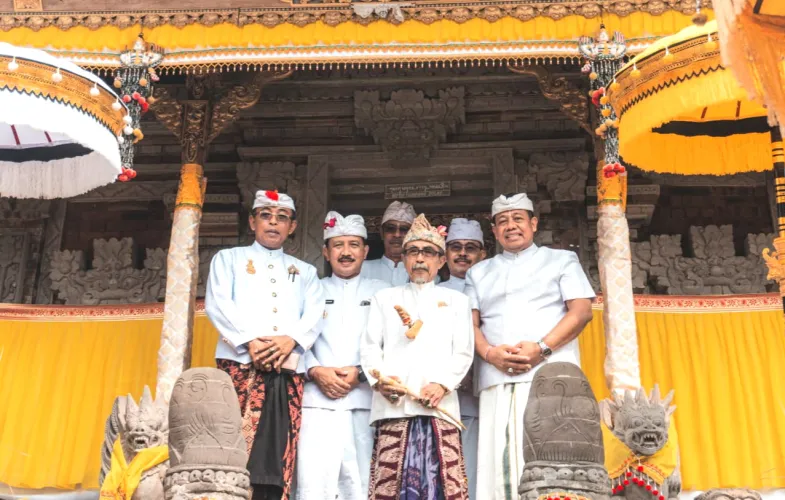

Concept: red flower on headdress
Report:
left=323, top=217, right=337, bottom=229
left=436, top=225, right=448, bottom=237
left=265, top=190, right=279, bottom=201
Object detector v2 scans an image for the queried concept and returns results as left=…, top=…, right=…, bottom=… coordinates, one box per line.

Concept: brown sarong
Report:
left=368, top=417, right=469, bottom=500
left=217, top=359, right=304, bottom=500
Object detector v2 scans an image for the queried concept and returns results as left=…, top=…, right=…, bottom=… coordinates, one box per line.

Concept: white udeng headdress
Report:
left=446, top=218, right=483, bottom=243
left=323, top=211, right=368, bottom=240
left=491, top=193, right=534, bottom=217
left=382, top=201, right=416, bottom=224
left=252, top=189, right=296, bottom=212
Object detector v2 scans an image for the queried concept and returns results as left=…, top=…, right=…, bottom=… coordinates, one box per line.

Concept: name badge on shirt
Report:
left=360, top=300, right=371, bottom=306
left=325, top=299, right=334, bottom=304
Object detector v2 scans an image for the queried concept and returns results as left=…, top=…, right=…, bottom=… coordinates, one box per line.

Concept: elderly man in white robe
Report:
left=465, top=193, right=595, bottom=500
left=362, top=214, right=474, bottom=500
left=206, top=190, right=324, bottom=500
left=296, top=211, right=389, bottom=500
left=360, top=200, right=416, bottom=286
left=438, top=218, right=486, bottom=500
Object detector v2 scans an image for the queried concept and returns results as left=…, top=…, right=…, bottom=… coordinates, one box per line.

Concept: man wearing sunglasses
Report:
left=359, top=200, right=416, bottom=286
left=464, top=193, right=595, bottom=499
left=362, top=214, right=474, bottom=500
left=438, top=218, right=487, bottom=499
left=206, top=189, right=325, bottom=500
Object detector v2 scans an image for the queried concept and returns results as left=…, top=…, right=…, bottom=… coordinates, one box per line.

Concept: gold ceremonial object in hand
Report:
left=370, top=369, right=466, bottom=430
left=394, top=305, right=423, bottom=340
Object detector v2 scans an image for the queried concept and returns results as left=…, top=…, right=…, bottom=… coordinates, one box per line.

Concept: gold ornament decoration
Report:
left=589, top=71, right=598, bottom=80
left=601, top=108, right=612, bottom=117
left=113, top=78, right=122, bottom=88
left=600, top=95, right=609, bottom=105
left=139, top=77, right=148, bottom=87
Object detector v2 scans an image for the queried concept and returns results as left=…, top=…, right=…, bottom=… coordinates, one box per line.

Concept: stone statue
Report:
left=164, top=367, right=250, bottom=500
left=695, top=490, right=762, bottom=500
left=99, top=386, right=169, bottom=500
left=518, top=362, right=612, bottom=500
left=600, top=387, right=680, bottom=500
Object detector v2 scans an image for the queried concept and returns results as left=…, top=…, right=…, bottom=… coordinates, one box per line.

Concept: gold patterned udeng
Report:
left=0, top=55, right=126, bottom=136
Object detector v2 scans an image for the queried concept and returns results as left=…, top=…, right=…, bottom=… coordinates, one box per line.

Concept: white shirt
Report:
left=438, top=275, right=478, bottom=418
left=303, top=275, right=390, bottom=410
left=361, top=281, right=474, bottom=425
left=206, top=241, right=325, bottom=372
left=465, top=244, right=595, bottom=393
left=360, top=255, right=410, bottom=286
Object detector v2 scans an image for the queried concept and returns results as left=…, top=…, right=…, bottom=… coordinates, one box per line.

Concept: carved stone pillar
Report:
left=152, top=71, right=290, bottom=402
left=35, top=200, right=67, bottom=304
left=302, top=156, right=330, bottom=275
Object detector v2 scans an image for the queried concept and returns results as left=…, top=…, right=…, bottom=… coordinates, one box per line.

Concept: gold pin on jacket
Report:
left=246, top=259, right=256, bottom=274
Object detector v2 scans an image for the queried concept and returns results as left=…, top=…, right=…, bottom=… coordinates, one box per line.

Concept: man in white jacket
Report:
left=206, top=189, right=324, bottom=500
left=362, top=214, right=474, bottom=500
left=296, top=211, right=389, bottom=500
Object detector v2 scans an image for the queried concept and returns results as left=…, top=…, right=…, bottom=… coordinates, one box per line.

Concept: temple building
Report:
left=1, top=0, right=784, bottom=499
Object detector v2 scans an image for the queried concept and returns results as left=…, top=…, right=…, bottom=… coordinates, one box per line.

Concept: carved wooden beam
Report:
left=151, top=71, right=293, bottom=158
left=508, top=65, right=591, bottom=135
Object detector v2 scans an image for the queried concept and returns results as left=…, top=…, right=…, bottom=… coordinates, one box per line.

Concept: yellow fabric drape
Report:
left=98, top=439, right=168, bottom=500
left=602, top=420, right=679, bottom=485
left=1, top=300, right=784, bottom=491
left=0, top=12, right=703, bottom=53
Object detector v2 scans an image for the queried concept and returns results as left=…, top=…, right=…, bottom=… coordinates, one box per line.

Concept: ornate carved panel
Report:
left=0, top=231, right=30, bottom=303
left=530, top=151, right=589, bottom=202
left=303, top=156, right=330, bottom=274
left=354, top=87, right=465, bottom=165
left=49, top=238, right=167, bottom=305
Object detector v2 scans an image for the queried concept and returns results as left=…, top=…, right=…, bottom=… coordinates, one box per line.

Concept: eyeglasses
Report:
left=403, top=246, right=443, bottom=258
left=446, top=242, right=483, bottom=254
left=382, top=223, right=411, bottom=235
left=256, top=212, right=292, bottom=223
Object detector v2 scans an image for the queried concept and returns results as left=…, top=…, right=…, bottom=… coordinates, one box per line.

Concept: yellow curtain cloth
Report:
left=0, top=299, right=784, bottom=491
left=99, top=438, right=168, bottom=500
left=0, top=12, right=702, bottom=53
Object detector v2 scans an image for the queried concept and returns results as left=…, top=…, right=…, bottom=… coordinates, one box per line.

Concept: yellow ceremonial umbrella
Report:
left=713, top=0, right=785, bottom=137
left=608, top=20, right=785, bottom=312
left=607, top=20, right=774, bottom=176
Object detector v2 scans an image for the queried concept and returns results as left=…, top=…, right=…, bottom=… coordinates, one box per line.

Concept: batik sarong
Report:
left=368, top=417, right=468, bottom=500
left=217, top=359, right=304, bottom=500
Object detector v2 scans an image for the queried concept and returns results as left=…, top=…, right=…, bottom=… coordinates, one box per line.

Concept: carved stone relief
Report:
left=50, top=238, right=167, bottom=305
left=354, top=87, right=465, bottom=165
left=35, top=200, right=67, bottom=304
left=589, top=226, right=775, bottom=295
left=530, top=151, right=589, bottom=202
left=0, top=198, right=51, bottom=304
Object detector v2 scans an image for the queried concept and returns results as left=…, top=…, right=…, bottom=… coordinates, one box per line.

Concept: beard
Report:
left=413, top=276, right=429, bottom=285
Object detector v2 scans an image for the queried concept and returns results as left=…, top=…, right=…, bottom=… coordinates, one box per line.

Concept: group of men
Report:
left=205, top=190, right=596, bottom=500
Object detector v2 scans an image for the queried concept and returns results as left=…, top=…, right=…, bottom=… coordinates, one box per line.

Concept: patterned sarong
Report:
left=368, top=417, right=468, bottom=500
left=217, top=359, right=304, bottom=500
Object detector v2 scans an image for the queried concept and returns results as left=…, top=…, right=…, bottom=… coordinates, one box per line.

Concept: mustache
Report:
left=453, top=257, right=470, bottom=263
left=390, top=238, right=403, bottom=245
left=413, top=263, right=429, bottom=271
left=337, top=256, right=356, bottom=263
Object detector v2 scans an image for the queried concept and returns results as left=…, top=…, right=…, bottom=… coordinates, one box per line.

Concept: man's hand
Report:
left=419, top=383, right=447, bottom=409
left=338, top=366, right=361, bottom=390
left=256, top=335, right=297, bottom=372
left=374, top=375, right=403, bottom=403
left=514, top=341, right=544, bottom=368
left=309, top=367, right=351, bottom=399
left=486, top=344, right=532, bottom=375
left=249, top=338, right=272, bottom=371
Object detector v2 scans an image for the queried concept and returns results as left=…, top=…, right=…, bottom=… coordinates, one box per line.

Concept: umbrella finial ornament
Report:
left=115, top=32, right=164, bottom=184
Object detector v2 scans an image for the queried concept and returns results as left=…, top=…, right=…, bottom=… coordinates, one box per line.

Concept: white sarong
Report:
left=296, top=407, right=374, bottom=500
left=461, top=415, right=479, bottom=500
left=476, top=382, right=532, bottom=500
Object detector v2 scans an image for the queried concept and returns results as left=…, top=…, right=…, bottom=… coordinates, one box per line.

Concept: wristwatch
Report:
left=537, top=340, right=553, bottom=358
left=357, top=366, right=368, bottom=383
